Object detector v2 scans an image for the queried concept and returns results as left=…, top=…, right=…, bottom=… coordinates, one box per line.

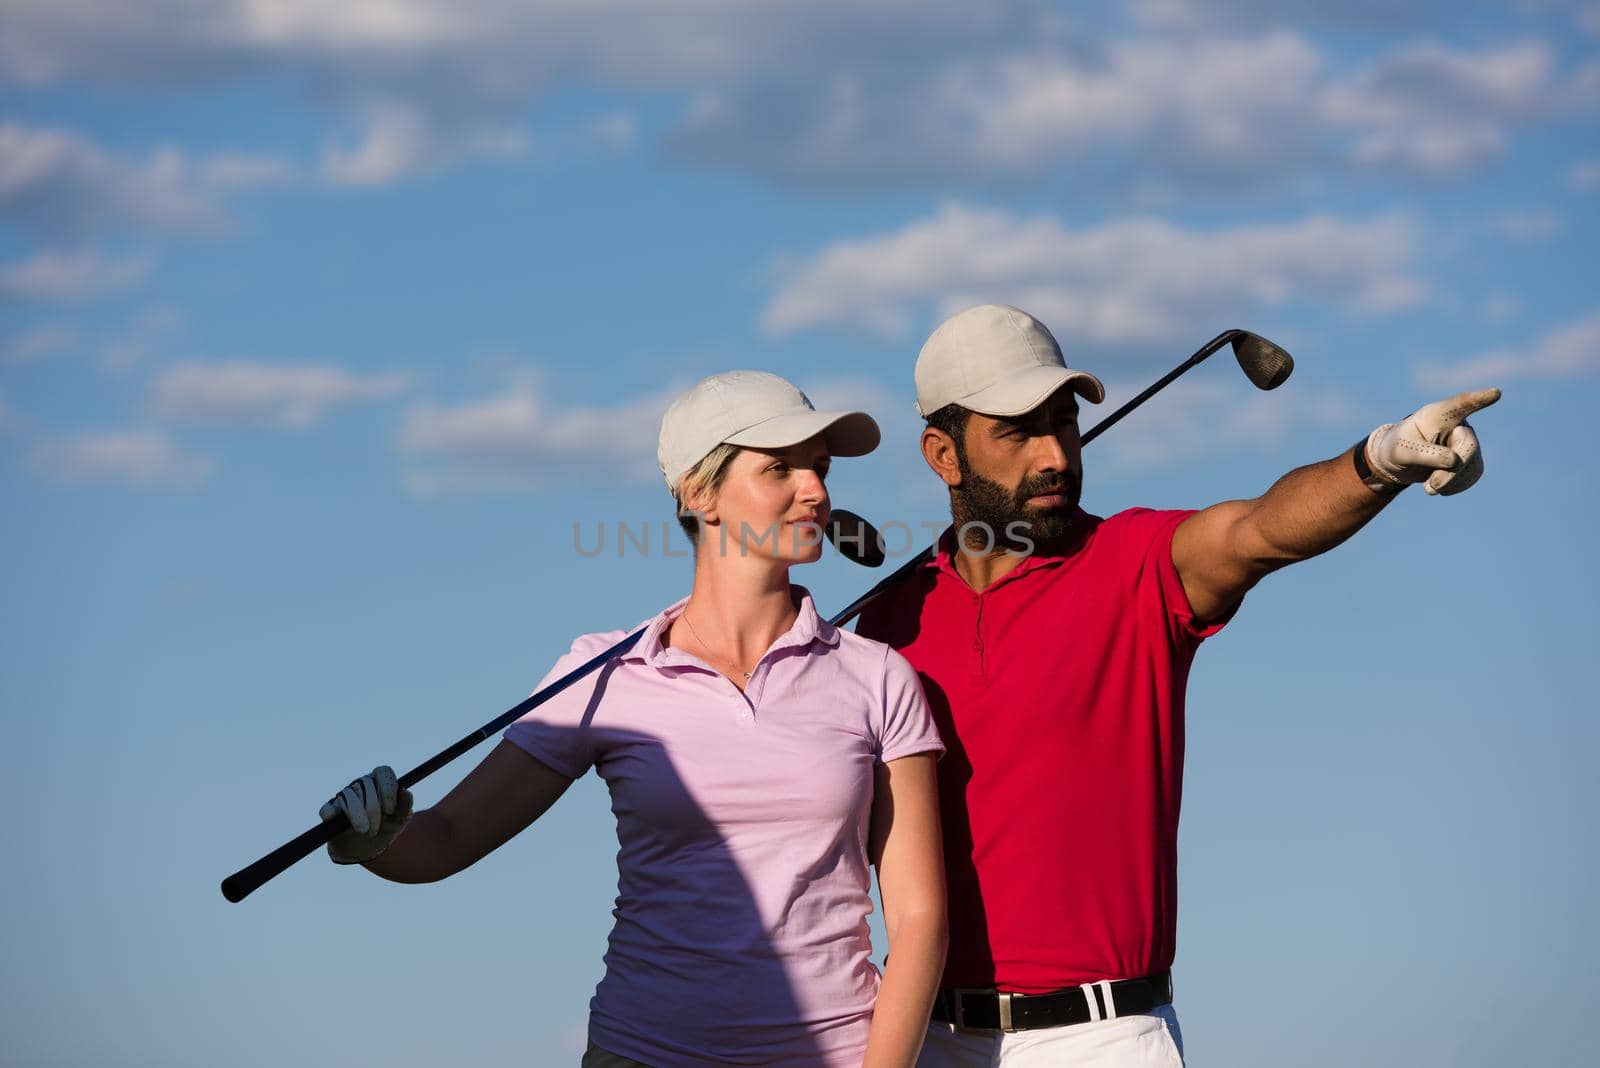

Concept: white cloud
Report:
left=1415, top=309, right=1600, bottom=388
left=28, top=429, right=216, bottom=488
left=586, top=111, right=639, bottom=152
left=100, top=306, right=185, bottom=373
left=664, top=32, right=1335, bottom=189
left=0, top=0, right=996, bottom=186
left=397, top=370, right=907, bottom=494
left=0, top=250, right=151, bottom=301
left=0, top=0, right=990, bottom=89
left=669, top=31, right=1593, bottom=188
left=764, top=203, right=1424, bottom=347
left=0, top=121, right=292, bottom=237
left=0, top=7, right=1588, bottom=191
left=3, top=323, right=77, bottom=363
left=1491, top=208, right=1563, bottom=240
left=1481, top=293, right=1521, bottom=325
left=947, top=33, right=1327, bottom=179
left=319, top=100, right=527, bottom=187
left=399, top=374, right=678, bottom=492
left=1091, top=372, right=1355, bottom=470
left=1321, top=41, right=1574, bottom=175
left=1130, top=0, right=1453, bottom=31
left=151, top=359, right=412, bottom=428
left=1567, top=159, right=1600, bottom=189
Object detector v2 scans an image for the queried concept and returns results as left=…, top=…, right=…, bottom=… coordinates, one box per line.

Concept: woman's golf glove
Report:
left=320, top=765, right=413, bottom=864
left=1364, top=388, right=1500, bottom=496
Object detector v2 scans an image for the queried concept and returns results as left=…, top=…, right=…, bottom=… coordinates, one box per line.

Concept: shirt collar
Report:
left=926, top=511, right=1087, bottom=591
left=624, top=583, right=840, bottom=667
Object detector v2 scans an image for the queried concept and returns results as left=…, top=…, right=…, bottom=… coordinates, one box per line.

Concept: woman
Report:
left=322, top=370, right=947, bottom=1066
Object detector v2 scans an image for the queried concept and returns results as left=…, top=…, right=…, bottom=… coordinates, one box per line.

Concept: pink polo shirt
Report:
left=504, top=585, right=943, bottom=1067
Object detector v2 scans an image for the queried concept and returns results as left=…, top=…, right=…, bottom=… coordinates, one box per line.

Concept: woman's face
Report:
left=706, top=434, right=832, bottom=564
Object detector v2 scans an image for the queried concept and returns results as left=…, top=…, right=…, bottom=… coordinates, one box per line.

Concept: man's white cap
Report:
left=915, top=304, right=1105, bottom=417
left=658, top=370, right=880, bottom=494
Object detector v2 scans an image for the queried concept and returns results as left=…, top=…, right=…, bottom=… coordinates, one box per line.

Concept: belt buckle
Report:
left=950, top=989, right=1015, bottom=1033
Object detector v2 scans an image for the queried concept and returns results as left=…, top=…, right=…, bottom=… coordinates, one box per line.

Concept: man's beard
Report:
left=951, top=462, right=1081, bottom=552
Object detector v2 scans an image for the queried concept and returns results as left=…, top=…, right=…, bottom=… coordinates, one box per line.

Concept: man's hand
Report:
left=1364, top=387, right=1501, bottom=496
left=320, top=765, right=414, bottom=864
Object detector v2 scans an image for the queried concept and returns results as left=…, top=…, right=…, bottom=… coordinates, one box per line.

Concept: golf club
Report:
left=223, top=329, right=1289, bottom=902
left=827, top=329, right=1294, bottom=628
left=221, top=507, right=885, bottom=902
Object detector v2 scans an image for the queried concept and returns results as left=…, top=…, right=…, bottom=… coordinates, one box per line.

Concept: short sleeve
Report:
left=876, top=646, right=945, bottom=764
left=502, top=629, right=628, bottom=779
left=1139, top=508, right=1241, bottom=644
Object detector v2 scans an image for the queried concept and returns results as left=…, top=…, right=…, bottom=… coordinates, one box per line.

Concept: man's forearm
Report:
left=1175, top=445, right=1399, bottom=620
left=1176, top=388, right=1497, bottom=620
left=1241, top=445, right=1395, bottom=570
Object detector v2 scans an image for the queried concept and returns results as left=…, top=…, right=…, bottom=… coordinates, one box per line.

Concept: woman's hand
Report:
left=320, top=765, right=414, bottom=864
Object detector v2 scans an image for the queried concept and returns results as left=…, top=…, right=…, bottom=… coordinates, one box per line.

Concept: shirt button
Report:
left=971, top=641, right=982, bottom=653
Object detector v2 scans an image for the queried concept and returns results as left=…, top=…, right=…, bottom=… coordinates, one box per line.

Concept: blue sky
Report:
left=2, top=2, right=1596, bottom=1064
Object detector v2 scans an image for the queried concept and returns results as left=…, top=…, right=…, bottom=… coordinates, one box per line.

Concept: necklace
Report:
left=679, top=610, right=754, bottom=680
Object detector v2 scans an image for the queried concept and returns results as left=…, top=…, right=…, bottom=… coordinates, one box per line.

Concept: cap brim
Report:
left=957, top=365, right=1105, bottom=417
left=724, top=409, right=880, bottom=457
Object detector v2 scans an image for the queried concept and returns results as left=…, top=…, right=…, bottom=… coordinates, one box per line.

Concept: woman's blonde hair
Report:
left=673, top=442, right=742, bottom=548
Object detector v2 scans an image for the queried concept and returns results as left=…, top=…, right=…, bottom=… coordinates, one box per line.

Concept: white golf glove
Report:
left=320, top=765, right=414, bottom=864
left=1362, top=388, right=1501, bottom=496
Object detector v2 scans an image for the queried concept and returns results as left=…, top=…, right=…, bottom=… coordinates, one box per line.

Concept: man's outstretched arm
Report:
left=1172, top=387, right=1501, bottom=622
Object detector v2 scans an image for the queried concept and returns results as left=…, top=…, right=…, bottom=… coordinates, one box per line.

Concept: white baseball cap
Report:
left=657, top=370, right=880, bottom=493
left=914, top=304, right=1105, bottom=418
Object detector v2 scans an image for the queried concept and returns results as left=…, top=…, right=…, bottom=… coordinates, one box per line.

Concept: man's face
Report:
left=952, top=387, right=1083, bottom=546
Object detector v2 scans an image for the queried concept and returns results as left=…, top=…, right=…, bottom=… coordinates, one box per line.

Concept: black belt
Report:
left=931, top=971, right=1172, bottom=1032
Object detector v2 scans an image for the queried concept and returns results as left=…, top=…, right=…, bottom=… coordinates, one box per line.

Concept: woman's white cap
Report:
left=658, top=370, right=880, bottom=493
left=914, top=304, right=1105, bottom=417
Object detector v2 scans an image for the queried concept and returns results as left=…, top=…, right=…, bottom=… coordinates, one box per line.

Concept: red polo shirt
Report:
left=856, top=507, right=1232, bottom=993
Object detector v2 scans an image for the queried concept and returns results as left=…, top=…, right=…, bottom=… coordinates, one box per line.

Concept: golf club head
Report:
left=826, top=508, right=886, bottom=568
left=1230, top=332, right=1294, bottom=390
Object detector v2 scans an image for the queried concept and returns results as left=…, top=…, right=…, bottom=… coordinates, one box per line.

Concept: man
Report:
left=854, top=304, right=1498, bottom=1066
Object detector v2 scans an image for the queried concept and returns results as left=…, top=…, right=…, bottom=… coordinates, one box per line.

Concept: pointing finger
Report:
left=1415, top=387, right=1501, bottom=438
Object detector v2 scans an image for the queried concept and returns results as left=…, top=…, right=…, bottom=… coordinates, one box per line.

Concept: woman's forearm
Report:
left=861, top=909, right=947, bottom=1068
left=359, top=807, right=463, bottom=883
left=351, top=741, right=576, bottom=884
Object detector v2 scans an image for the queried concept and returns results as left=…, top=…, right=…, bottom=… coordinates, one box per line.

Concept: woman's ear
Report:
left=680, top=481, right=717, bottom=527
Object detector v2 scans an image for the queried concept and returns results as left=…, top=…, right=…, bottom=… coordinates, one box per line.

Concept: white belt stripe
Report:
left=1079, top=982, right=1101, bottom=1022
left=1098, top=980, right=1117, bottom=1021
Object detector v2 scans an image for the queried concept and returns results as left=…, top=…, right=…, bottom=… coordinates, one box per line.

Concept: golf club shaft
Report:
left=222, top=329, right=1249, bottom=902
left=220, top=629, right=646, bottom=902
left=829, top=330, right=1244, bottom=628
left=1079, top=330, right=1240, bottom=447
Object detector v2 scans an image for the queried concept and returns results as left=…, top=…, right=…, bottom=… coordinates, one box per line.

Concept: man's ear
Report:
left=921, top=427, right=962, bottom=488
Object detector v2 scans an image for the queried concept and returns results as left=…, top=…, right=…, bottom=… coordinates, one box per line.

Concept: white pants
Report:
left=918, top=1004, right=1185, bottom=1067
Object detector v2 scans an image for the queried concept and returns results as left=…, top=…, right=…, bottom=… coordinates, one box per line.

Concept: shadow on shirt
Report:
left=520, top=658, right=860, bottom=1066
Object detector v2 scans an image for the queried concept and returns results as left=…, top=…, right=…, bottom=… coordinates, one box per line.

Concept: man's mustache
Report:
left=1016, top=473, right=1079, bottom=502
